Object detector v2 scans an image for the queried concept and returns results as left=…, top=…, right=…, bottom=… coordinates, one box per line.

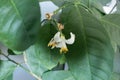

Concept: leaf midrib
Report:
left=10, top=0, right=21, bottom=18
left=75, top=5, right=92, bottom=79
left=9, top=0, right=26, bottom=27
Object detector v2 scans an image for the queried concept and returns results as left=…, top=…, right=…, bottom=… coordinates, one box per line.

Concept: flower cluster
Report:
left=45, top=13, right=75, bottom=54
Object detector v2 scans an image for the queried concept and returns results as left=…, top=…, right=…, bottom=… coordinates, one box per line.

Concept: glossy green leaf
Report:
left=38, top=0, right=49, bottom=2
left=51, top=0, right=111, bottom=7
left=42, top=71, right=75, bottom=80
left=60, top=5, right=114, bottom=80
left=25, top=21, right=65, bottom=77
left=24, top=44, right=49, bottom=77
left=116, top=1, right=120, bottom=13
left=102, top=14, right=120, bottom=46
left=2, top=74, right=13, bottom=80
left=51, top=0, right=107, bottom=18
left=91, top=8, right=105, bottom=19
left=0, top=0, right=40, bottom=51
left=0, top=60, right=16, bottom=80
left=94, top=0, right=111, bottom=5
left=81, top=0, right=111, bottom=6
left=110, top=72, right=120, bottom=80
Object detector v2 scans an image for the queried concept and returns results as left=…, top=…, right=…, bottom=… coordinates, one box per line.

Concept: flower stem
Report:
left=0, top=51, right=41, bottom=80
left=53, top=5, right=66, bottom=14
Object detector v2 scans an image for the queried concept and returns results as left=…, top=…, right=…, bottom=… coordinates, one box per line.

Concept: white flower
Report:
left=48, top=32, right=75, bottom=53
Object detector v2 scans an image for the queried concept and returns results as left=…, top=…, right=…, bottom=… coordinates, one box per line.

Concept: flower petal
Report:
left=65, top=32, right=75, bottom=44
left=56, top=41, right=67, bottom=48
left=53, top=32, right=62, bottom=42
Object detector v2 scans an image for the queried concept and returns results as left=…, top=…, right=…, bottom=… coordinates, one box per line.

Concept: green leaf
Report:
left=81, top=0, right=111, bottom=6
left=116, top=1, right=120, bottom=13
left=93, top=2, right=104, bottom=12
left=24, top=44, right=49, bottom=77
left=51, top=0, right=107, bottom=17
left=0, top=0, right=40, bottom=51
left=0, top=60, right=16, bottom=80
left=2, top=74, right=13, bottom=80
left=94, top=0, right=111, bottom=6
left=102, top=14, right=120, bottom=46
left=110, top=72, right=120, bottom=80
left=38, top=0, right=49, bottom=2
left=42, top=71, right=75, bottom=80
left=60, top=5, right=114, bottom=80
left=25, top=21, right=65, bottom=77
left=51, top=0, right=111, bottom=7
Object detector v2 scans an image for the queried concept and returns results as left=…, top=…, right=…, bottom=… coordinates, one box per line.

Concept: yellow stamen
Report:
left=48, top=42, right=57, bottom=49
left=60, top=47, right=68, bottom=54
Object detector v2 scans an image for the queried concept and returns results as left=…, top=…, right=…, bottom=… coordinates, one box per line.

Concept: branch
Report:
left=0, top=50, right=41, bottom=80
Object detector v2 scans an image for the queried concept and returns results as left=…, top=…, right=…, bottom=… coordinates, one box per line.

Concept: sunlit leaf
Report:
left=59, top=5, right=114, bottom=80
left=42, top=71, right=75, bottom=80
left=0, top=0, right=40, bottom=51
left=110, top=72, right=120, bottom=80
left=102, top=14, right=120, bottom=46
left=0, top=60, right=16, bottom=80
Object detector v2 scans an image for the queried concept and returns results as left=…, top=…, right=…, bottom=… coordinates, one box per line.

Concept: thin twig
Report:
left=0, top=51, right=41, bottom=80
left=23, top=52, right=42, bottom=80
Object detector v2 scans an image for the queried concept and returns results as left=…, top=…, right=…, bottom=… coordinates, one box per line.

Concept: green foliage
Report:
left=59, top=5, right=114, bottom=80
left=51, top=0, right=111, bottom=7
left=0, top=0, right=120, bottom=80
left=25, top=21, right=66, bottom=77
left=110, top=72, right=120, bottom=80
left=115, top=1, right=120, bottom=13
left=0, top=0, right=40, bottom=51
left=0, top=60, right=16, bottom=80
left=102, top=14, right=120, bottom=46
left=42, top=71, right=75, bottom=80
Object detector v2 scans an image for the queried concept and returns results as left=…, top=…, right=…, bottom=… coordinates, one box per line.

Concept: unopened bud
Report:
left=45, top=13, right=53, bottom=20
left=58, top=23, right=64, bottom=30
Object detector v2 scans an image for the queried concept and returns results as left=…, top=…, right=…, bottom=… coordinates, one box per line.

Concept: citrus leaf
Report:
left=51, top=0, right=107, bottom=16
left=81, top=0, right=111, bottom=6
left=116, top=1, right=120, bottom=13
left=51, top=0, right=111, bottom=7
left=102, top=14, right=120, bottom=46
left=60, top=5, right=114, bottom=80
left=42, top=71, right=75, bottom=80
left=0, top=0, right=40, bottom=51
left=25, top=21, right=65, bottom=77
left=0, top=60, right=16, bottom=80
left=2, top=74, right=13, bottom=80
left=110, top=72, right=120, bottom=80
left=94, top=0, right=111, bottom=6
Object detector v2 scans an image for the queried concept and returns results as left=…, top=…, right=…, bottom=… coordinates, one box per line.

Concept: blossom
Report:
left=48, top=32, right=75, bottom=53
left=45, top=13, right=53, bottom=20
